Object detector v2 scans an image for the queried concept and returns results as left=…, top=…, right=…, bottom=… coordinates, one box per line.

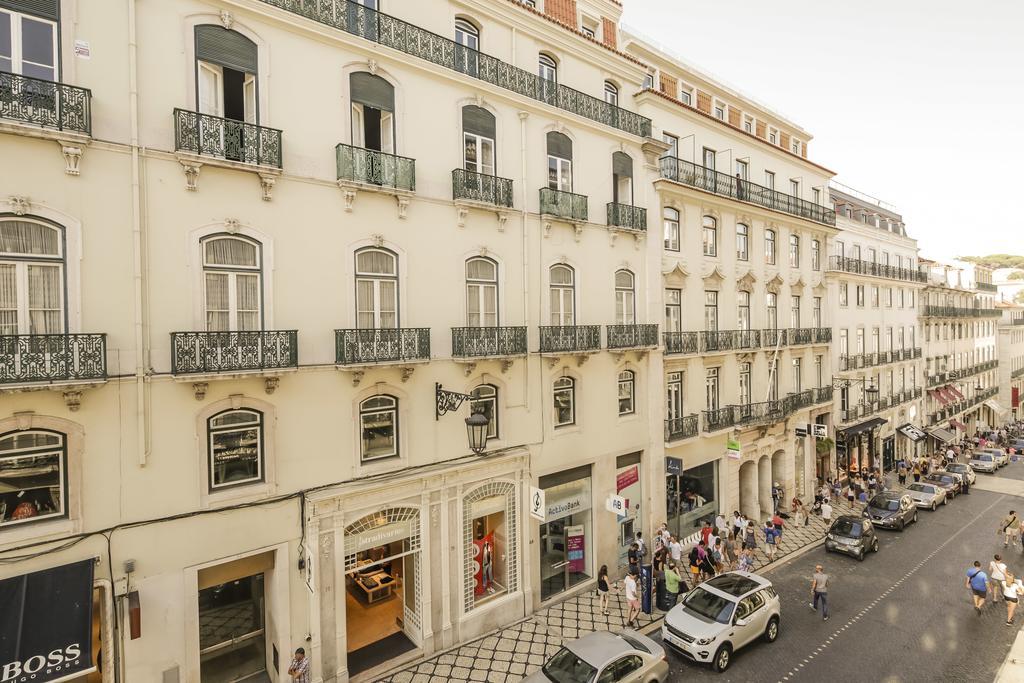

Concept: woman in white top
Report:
left=1003, top=571, right=1023, bottom=625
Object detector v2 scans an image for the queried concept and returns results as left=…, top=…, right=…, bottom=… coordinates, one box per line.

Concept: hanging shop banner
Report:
left=726, top=439, right=741, bottom=460
left=0, top=559, right=96, bottom=683
left=566, top=525, right=586, bottom=573
left=1013, top=387, right=1019, bottom=408
left=616, top=466, right=639, bottom=493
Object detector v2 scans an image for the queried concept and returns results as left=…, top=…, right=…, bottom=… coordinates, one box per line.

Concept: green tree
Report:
left=1009, top=271, right=1024, bottom=281
left=960, top=254, right=1024, bottom=270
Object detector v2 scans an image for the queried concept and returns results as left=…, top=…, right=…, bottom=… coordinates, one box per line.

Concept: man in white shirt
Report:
left=991, top=554, right=1008, bottom=603
left=821, top=501, right=833, bottom=525
left=669, top=537, right=683, bottom=563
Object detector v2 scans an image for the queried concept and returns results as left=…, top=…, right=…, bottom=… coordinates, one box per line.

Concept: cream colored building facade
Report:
left=826, top=185, right=926, bottom=473
left=996, top=303, right=1024, bottom=422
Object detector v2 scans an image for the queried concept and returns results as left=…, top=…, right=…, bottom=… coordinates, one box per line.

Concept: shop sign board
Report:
left=726, top=438, right=741, bottom=460
left=345, top=520, right=414, bottom=555
left=528, top=486, right=545, bottom=522
left=544, top=484, right=591, bottom=523
left=812, top=423, right=828, bottom=439
left=606, top=495, right=627, bottom=516
left=665, top=457, right=682, bottom=475
left=616, top=466, right=639, bottom=492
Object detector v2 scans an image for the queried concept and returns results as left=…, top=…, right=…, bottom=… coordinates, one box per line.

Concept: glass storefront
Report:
left=198, top=574, right=267, bottom=682
left=666, top=459, right=718, bottom=540
left=615, top=452, right=642, bottom=568
left=539, top=468, right=592, bottom=600
left=463, top=481, right=519, bottom=613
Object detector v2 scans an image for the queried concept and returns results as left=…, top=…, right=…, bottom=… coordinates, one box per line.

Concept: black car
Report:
left=824, top=515, right=878, bottom=561
left=863, top=493, right=918, bottom=531
left=923, top=472, right=962, bottom=499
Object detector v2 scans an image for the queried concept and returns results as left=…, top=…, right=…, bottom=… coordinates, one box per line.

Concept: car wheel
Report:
left=856, top=548, right=865, bottom=561
left=764, top=616, right=780, bottom=643
left=712, top=644, right=732, bottom=673
left=931, top=501, right=937, bottom=511
left=943, top=496, right=949, bottom=505
left=898, top=519, right=905, bottom=531
left=872, top=538, right=879, bottom=553
left=913, top=512, right=919, bottom=524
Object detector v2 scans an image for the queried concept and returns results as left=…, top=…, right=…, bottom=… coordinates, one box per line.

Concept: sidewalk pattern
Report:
left=380, top=500, right=858, bottom=683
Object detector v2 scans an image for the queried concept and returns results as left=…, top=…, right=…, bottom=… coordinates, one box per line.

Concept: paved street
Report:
left=655, top=463, right=1024, bottom=682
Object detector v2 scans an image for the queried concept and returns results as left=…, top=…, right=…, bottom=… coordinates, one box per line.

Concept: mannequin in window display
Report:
left=482, top=541, right=494, bottom=593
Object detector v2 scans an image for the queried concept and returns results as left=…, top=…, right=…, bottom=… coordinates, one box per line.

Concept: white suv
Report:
left=662, top=571, right=780, bottom=673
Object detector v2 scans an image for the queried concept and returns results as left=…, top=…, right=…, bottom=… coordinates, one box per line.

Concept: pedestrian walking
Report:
left=287, top=647, right=311, bottom=683
left=625, top=567, right=642, bottom=627
left=732, top=510, right=744, bottom=538
left=897, top=462, right=908, bottom=487
left=990, top=555, right=1008, bottom=603
left=772, top=512, right=785, bottom=542
left=738, top=548, right=754, bottom=572
left=961, top=470, right=970, bottom=495
left=966, top=561, right=989, bottom=614
left=821, top=500, right=833, bottom=526
left=635, top=531, right=647, bottom=560
left=1001, top=511, right=1019, bottom=548
left=1005, top=572, right=1023, bottom=625
left=687, top=544, right=702, bottom=588
left=700, top=520, right=714, bottom=547
left=913, top=462, right=922, bottom=483
left=669, top=535, right=683, bottom=565
left=772, top=482, right=782, bottom=514
left=627, top=542, right=640, bottom=571
left=764, top=521, right=779, bottom=562
left=597, top=564, right=611, bottom=616
left=809, top=564, right=830, bottom=621
left=664, top=562, right=683, bottom=608
left=716, top=513, right=730, bottom=539
left=743, top=521, right=757, bottom=552
left=722, top=531, right=737, bottom=569
left=698, top=540, right=716, bottom=580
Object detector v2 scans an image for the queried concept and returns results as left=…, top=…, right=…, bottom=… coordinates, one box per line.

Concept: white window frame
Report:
left=604, top=80, right=618, bottom=106
left=202, top=235, right=263, bottom=332
left=0, top=430, right=66, bottom=529
left=0, top=218, right=66, bottom=335
left=466, top=257, right=498, bottom=327
left=549, top=264, right=575, bottom=326
left=702, top=215, right=717, bottom=257
left=553, top=376, right=575, bottom=427
left=663, top=207, right=680, bottom=252
left=0, top=8, right=58, bottom=80
left=359, top=395, right=399, bottom=462
left=208, top=409, right=264, bottom=491
left=615, top=270, right=636, bottom=325
left=617, top=370, right=635, bottom=416
left=538, top=53, right=557, bottom=83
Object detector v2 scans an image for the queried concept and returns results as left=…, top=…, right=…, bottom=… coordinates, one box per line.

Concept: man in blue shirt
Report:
left=966, top=560, right=989, bottom=614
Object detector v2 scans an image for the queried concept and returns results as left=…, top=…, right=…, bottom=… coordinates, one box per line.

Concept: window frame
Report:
left=465, top=256, right=498, bottom=327
left=665, top=288, right=682, bottom=333
left=663, top=206, right=680, bottom=252
left=0, top=429, right=68, bottom=530
left=0, top=8, right=58, bottom=81
left=454, top=18, right=480, bottom=50
left=207, top=408, right=265, bottom=492
left=538, top=53, right=557, bottom=82
left=354, top=246, right=399, bottom=329
left=470, top=384, right=499, bottom=439
left=811, top=239, right=820, bottom=271
left=617, top=370, right=635, bottom=416
left=359, top=394, right=400, bottom=462
left=549, top=264, right=575, bottom=326
left=0, top=218, right=68, bottom=335
left=202, top=234, right=264, bottom=332
left=702, top=215, right=717, bottom=257
left=603, top=80, right=618, bottom=106
left=615, top=269, right=636, bottom=325
left=553, top=376, right=576, bottom=427
left=736, top=223, right=749, bottom=261
left=765, top=229, right=776, bottom=265
left=704, top=290, right=719, bottom=332
left=788, top=234, right=800, bottom=267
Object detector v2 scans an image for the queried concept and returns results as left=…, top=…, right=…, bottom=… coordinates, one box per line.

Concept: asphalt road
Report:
left=653, top=462, right=1024, bottom=682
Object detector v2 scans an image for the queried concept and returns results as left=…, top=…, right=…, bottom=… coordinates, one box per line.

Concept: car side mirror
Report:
left=735, top=617, right=749, bottom=627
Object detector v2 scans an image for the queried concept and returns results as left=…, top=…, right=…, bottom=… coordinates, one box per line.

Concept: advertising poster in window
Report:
left=473, top=533, right=495, bottom=595
left=566, top=525, right=585, bottom=572
left=615, top=464, right=641, bottom=565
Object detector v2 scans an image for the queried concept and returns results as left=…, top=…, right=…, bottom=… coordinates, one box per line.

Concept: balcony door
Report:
left=195, top=26, right=258, bottom=165
left=466, top=257, right=497, bottom=327
left=351, top=72, right=395, bottom=154
left=549, top=265, right=575, bottom=326
left=0, top=7, right=57, bottom=80
left=612, top=152, right=633, bottom=205
left=546, top=132, right=572, bottom=192
left=666, top=373, right=682, bottom=421
left=203, top=236, right=262, bottom=332
left=462, top=105, right=495, bottom=176
left=0, top=219, right=65, bottom=335
left=355, top=248, right=398, bottom=329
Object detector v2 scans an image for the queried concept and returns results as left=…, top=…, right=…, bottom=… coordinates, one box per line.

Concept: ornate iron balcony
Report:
left=254, top=0, right=650, bottom=137
left=452, top=169, right=513, bottom=207
left=538, top=325, right=601, bottom=353
left=335, top=328, right=430, bottom=364
left=1013, top=367, right=1024, bottom=378
left=762, top=328, right=787, bottom=348
left=173, top=108, right=282, bottom=168
left=451, top=326, right=527, bottom=358
left=171, top=331, right=298, bottom=374
left=607, top=324, right=658, bottom=350
left=0, top=71, right=91, bottom=135
left=665, top=414, right=699, bottom=442
left=922, top=305, right=1001, bottom=318
left=812, top=386, right=834, bottom=404
left=606, top=203, right=647, bottom=231
left=539, top=188, right=588, bottom=222
left=788, top=328, right=812, bottom=345
left=701, top=329, right=760, bottom=353
left=703, top=406, right=739, bottom=432
left=336, top=143, right=415, bottom=190
left=977, top=282, right=997, bottom=292
left=812, top=327, right=833, bottom=344
left=732, top=399, right=786, bottom=427
left=664, top=331, right=699, bottom=355
left=659, top=156, right=835, bottom=227
left=826, top=256, right=927, bottom=283
left=0, top=333, right=106, bottom=384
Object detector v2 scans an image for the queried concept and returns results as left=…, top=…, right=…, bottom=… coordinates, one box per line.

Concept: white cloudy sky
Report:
left=623, top=0, right=1024, bottom=261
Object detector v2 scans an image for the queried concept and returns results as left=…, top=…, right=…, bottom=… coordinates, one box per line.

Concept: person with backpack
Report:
left=635, top=531, right=647, bottom=560
left=1001, top=511, right=1019, bottom=548
left=763, top=520, right=779, bottom=562
left=772, top=511, right=785, bottom=542
left=966, top=560, right=989, bottom=614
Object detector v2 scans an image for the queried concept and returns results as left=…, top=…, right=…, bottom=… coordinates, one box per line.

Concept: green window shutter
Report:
left=0, top=0, right=60, bottom=21
left=350, top=72, right=394, bottom=112
left=195, top=25, right=257, bottom=74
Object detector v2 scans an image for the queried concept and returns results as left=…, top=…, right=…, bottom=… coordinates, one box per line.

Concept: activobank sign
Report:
left=0, top=560, right=96, bottom=683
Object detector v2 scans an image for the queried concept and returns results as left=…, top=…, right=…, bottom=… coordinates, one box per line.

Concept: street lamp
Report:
left=435, top=383, right=490, bottom=455
left=465, top=411, right=490, bottom=455
left=832, top=376, right=880, bottom=405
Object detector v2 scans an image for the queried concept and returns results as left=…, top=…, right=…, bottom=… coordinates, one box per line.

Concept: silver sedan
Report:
left=904, top=481, right=946, bottom=511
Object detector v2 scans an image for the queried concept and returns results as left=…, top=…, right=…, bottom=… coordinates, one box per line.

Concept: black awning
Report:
left=927, top=428, right=956, bottom=444
left=0, top=559, right=95, bottom=682
left=897, top=423, right=927, bottom=442
left=837, top=417, right=887, bottom=438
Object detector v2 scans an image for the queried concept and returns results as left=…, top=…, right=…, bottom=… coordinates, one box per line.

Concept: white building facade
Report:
left=996, top=304, right=1024, bottom=422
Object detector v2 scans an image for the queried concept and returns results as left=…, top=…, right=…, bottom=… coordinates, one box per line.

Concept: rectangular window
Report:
left=839, top=329, right=848, bottom=356
left=791, top=296, right=801, bottom=328
left=765, top=230, right=776, bottom=265
left=714, top=104, right=725, bottom=120
left=702, top=147, right=716, bottom=171
left=553, top=379, right=575, bottom=427
left=0, top=431, right=67, bottom=527
left=737, top=290, right=751, bottom=330
left=885, top=287, right=893, bottom=307
left=735, top=159, right=748, bottom=180
left=666, top=372, right=682, bottom=420
left=789, top=179, right=799, bottom=197
left=705, top=368, right=720, bottom=411
left=769, top=128, right=778, bottom=145
left=789, top=234, right=800, bottom=267
left=702, top=217, right=717, bottom=257
left=855, top=285, right=865, bottom=307
left=617, top=372, right=635, bottom=415
left=665, top=288, right=682, bottom=333
left=736, top=224, right=749, bottom=261
left=868, top=248, right=877, bottom=264
left=679, top=88, right=692, bottom=106
left=663, top=207, right=680, bottom=252
left=792, top=358, right=801, bottom=393
left=0, top=8, right=58, bottom=80
left=704, top=291, right=718, bottom=331
left=811, top=239, right=820, bottom=271
left=812, top=188, right=821, bottom=205
left=856, top=328, right=864, bottom=354
left=815, top=355, right=823, bottom=387
left=839, top=283, right=848, bottom=307
left=872, top=327, right=880, bottom=353
left=898, top=289, right=905, bottom=308
left=871, top=286, right=879, bottom=308
left=739, top=363, right=751, bottom=405
left=764, top=171, right=775, bottom=190
left=743, top=116, right=753, bottom=133
left=360, top=398, right=398, bottom=461
left=812, top=297, right=822, bottom=328
left=662, top=133, right=678, bottom=158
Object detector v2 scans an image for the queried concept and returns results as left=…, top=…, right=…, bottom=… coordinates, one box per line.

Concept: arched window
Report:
left=454, top=18, right=480, bottom=75
left=355, top=248, right=398, bottom=329
left=470, top=384, right=498, bottom=438
left=702, top=215, right=717, bottom=257
left=195, top=25, right=258, bottom=124
left=202, top=235, right=262, bottom=331
left=549, top=265, right=575, bottom=325
left=454, top=18, right=479, bottom=49
left=604, top=80, right=619, bottom=106
left=466, top=257, right=497, bottom=327
left=765, top=229, right=777, bottom=265
left=615, top=269, right=635, bottom=325
left=208, top=409, right=263, bottom=490
left=553, top=377, right=575, bottom=427
left=546, top=131, right=572, bottom=191
left=359, top=395, right=398, bottom=461
left=617, top=370, right=635, bottom=415
left=612, top=151, right=633, bottom=205
left=538, top=53, right=557, bottom=82
left=462, top=105, right=496, bottom=175
left=663, top=207, right=680, bottom=251
left=736, top=223, right=749, bottom=261
left=0, top=219, right=65, bottom=334
left=350, top=72, right=395, bottom=153
left=0, top=430, right=66, bottom=528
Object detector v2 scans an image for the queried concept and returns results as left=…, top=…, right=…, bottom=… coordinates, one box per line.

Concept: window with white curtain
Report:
left=202, top=236, right=262, bottom=331
left=549, top=265, right=575, bottom=325
left=355, top=248, right=398, bottom=329
left=663, top=207, right=680, bottom=251
left=0, top=219, right=65, bottom=335
left=615, top=270, right=635, bottom=325
left=466, top=257, right=497, bottom=327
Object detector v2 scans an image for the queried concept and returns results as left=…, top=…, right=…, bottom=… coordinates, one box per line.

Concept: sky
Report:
left=622, top=0, right=1024, bottom=261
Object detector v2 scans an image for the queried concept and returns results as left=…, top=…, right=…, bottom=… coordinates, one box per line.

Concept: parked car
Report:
left=662, top=571, right=781, bottom=673
left=863, top=492, right=918, bottom=530
left=904, top=481, right=948, bottom=510
left=986, top=448, right=1010, bottom=467
left=923, top=472, right=961, bottom=499
left=525, top=630, right=669, bottom=683
left=825, top=515, right=879, bottom=561
left=945, top=462, right=977, bottom=484
left=968, top=452, right=998, bottom=473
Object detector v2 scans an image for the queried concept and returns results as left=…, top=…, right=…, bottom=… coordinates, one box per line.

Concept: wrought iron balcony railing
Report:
left=839, top=348, right=922, bottom=371
left=922, top=305, right=1001, bottom=318
left=812, top=327, right=833, bottom=344
left=171, top=331, right=298, bottom=374
left=539, top=188, right=588, bottom=221
left=607, top=324, right=658, bottom=350
left=732, top=399, right=787, bottom=427
left=1013, top=367, right=1024, bottom=378
left=703, top=406, right=739, bottom=432
left=336, top=143, right=415, bottom=190
left=0, top=333, right=106, bottom=384
left=812, top=386, right=834, bottom=404
left=659, top=156, right=835, bottom=227
left=452, top=169, right=513, bottom=207
left=826, top=256, right=928, bottom=283
left=173, top=108, right=282, bottom=168
left=664, top=331, right=699, bottom=355
left=665, top=414, right=699, bottom=442
left=451, top=326, right=527, bottom=358
left=977, top=282, right=997, bottom=292
left=787, top=328, right=812, bottom=345
left=0, top=71, right=92, bottom=134
left=254, top=0, right=650, bottom=137
left=761, top=328, right=787, bottom=348
left=701, top=329, right=760, bottom=353
left=606, top=203, right=647, bottom=231
left=335, top=328, right=430, bottom=364
left=538, top=325, right=601, bottom=353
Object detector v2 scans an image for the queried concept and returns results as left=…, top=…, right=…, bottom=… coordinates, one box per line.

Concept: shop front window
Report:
left=0, top=430, right=65, bottom=528
left=666, top=460, right=718, bottom=539
left=539, top=471, right=592, bottom=600
left=463, top=481, right=518, bottom=611
left=198, top=556, right=273, bottom=683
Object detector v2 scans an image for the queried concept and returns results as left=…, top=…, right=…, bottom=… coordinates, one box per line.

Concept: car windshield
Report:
left=541, top=647, right=597, bottom=683
left=831, top=519, right=863, bottom=537
left=682, top=586, right=736, bottom=624
left=907, top=483, right=933, bottom=493
left=870, top=496, right=899, bottom=511
left=619, top=633, right=650, bottom=654
left=976, top=455, right=993, bottom=461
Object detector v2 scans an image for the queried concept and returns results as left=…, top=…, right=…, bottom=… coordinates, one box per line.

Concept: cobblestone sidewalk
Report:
left=380, top=500, right=858, bottom=683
